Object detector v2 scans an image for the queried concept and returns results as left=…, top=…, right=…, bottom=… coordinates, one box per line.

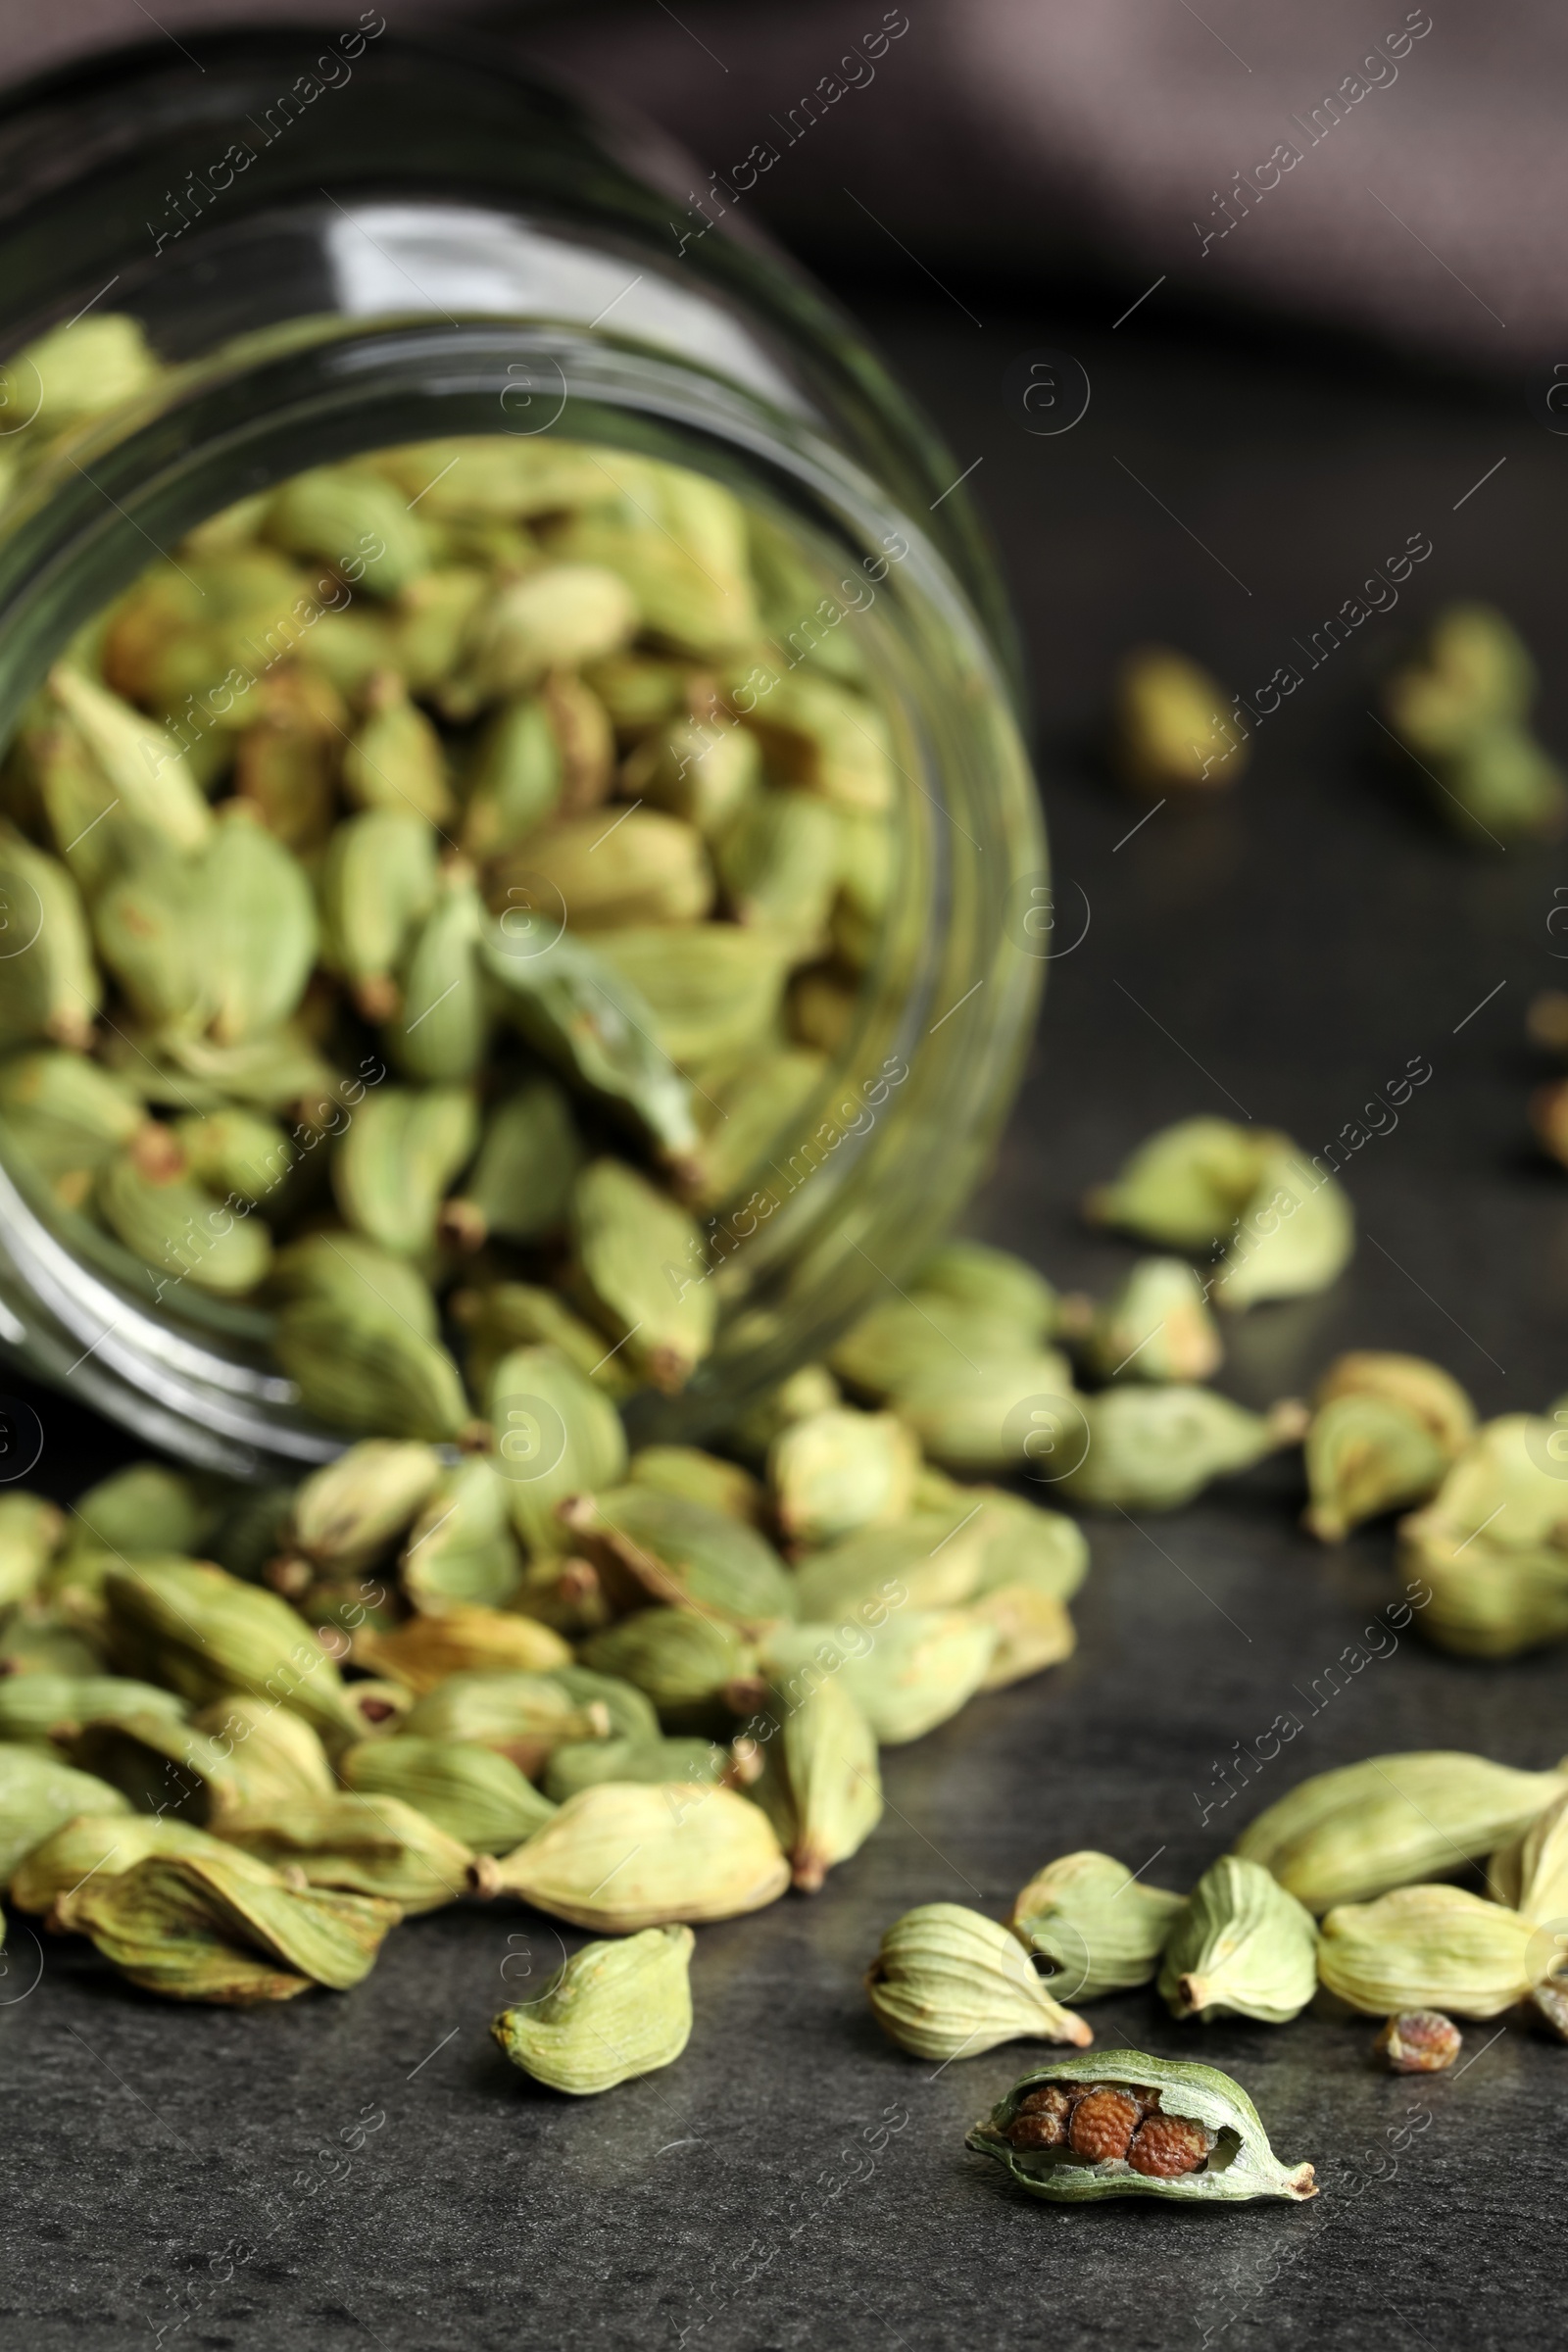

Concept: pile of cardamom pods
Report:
left=868, top=1747, right=1568, bottom=2082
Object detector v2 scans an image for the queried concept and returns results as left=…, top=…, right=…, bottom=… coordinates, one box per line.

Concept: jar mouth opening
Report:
left=0, top=315, right=1038, bottom=1473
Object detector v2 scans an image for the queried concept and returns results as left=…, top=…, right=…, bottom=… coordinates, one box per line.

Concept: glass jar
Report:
left=0, top=27, right=1044, bottom=1476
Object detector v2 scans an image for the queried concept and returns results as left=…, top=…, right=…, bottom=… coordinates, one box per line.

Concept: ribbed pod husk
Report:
left=486, top=1780, right=789, bottom=1930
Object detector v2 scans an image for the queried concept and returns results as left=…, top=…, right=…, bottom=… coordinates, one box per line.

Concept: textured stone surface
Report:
left=2, top=292, right=1563, bottom=2349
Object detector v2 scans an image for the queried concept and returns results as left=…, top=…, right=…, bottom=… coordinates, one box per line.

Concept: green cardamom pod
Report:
left=401, top=1669, right=609, bottom=1775
left=398, top=1459, right=523, bottom=1615
left=1157, top=1855, right=1318, bottom=2024
left=65, top=1459, right=211, bottom=1559
left=342, top=668, right=453, bottom=824
left=214, top=1791, right=473, bottom=1914
left=767, top=1407, right=920, bottom=1547
left=1081, top=1256, right=1223, bottom=1385
left=734, top=670, right=894, bottom=810
left=392, top=565, right=490, bottom=695
left=790, top=1513, right=988, bottom=1622
left=102, top=1558, right=362, bottom=1744
left=588, top=922, right=795, bottom=1092
left=342, top=1734, right=556, bottom=1853
left=582, top=650, right=693, bottom=738
left=0, top=1672, right=187, bottom=1742
left=684, top=1046, right=827, bottom=1208
left=17, top=310, right=160, bottom=428
left=885, top=1351, right=1080, bottom=1474
left=459, top=693, right=563, bottom=859
left=265, top=464, right=431, bottom=599
left=1008, top=1851, right=1185, bottom=2001
left=97, top=1129, right=273, bottom=1296
left=230, top=663, right=345, bottom=855
left=191, top=1696, right=336, bottom=1808
left=0, top=1050, right=143, bottom=1193
left=1211, top=1150, right=1356, bottom=1310
left=453, top=1280, right=636, bottom=1399
left=352, top=1602, right=572, bottom=1690
left=202, top=803, right=319, bottom=1044
left=491, top=808, right=713, bottom=932
left=1114, top=646, right=1243, bottom=794
left=558, top=1484, right=797, bottom=1633
left=626, top=1445, right=767, bottom=1526
left=172, top=1107, right=294, bottom=1206
left=331, top=1082, right=478, bottom=1254
left=485, top=1780, right=789, bottom=1930
left=569, top=1156, right=716, bottom=1395
left=866, top=1903, right=1092, bottom=2061
left=1487, top=1789, right=1568, bottom=1924
left=0, top=1491, right=65, bottom=1608
left=269, top=1229, right=441, bottom=1337
left=1055, top=1388, right=1306, bottom=1512
left=1303, top=1394, right=1451, bottom=1544
left=722, top=1363, right=842, bottom=1462
left=10, top=1811, right=274, bottom=1915
left=549, top=465, right=755, bottom=658
left=58, top=1849, right=401, bottom=2001
left=46, top=664, right=213, bottom=858
left=318, top=808, right=439, bottom=1022
left=478, top=917, right=698, bottom=1163
left=967, top=2050, right=1316, bottom=2204
left=627, top=714, right=761, bottom=839
left=273, top=1292, right=473, bottom=1442
left=0, top=824, right=100, bottom=1050
left=1318, top=1884, right=1549, bottom=2017
left=452, top=564, right=637, bottom=705
left=392, top=860, right=489, bottom=1081
left=0, top=1740, right=130, bottom=1878
left=762, top=1609, right=997, bottom=1746
left=830, top=1297, right=1049, bottom=1403
left=483, top=1341, right=629, bottom=1555
left=492, top=1924, right=694, bottom=2093
left=1233, top=1748, right=1568, bottom=1911
left=440, top=1077, right=584, bottom=1250
left=282, top=1440, right=444, bottom=1576
left=542, top=1733, right=731, bottom=1804
left=580, top=1608, right=760, bottom=1734
left=713, top=784, right=836, bottom=937
left=967, top=1584, right=1077, bottom=1690
left=1084, top=1117, right=1281, bottom=1251
left=1397, top=1413, right=1568, bottom=1657
left=748, top=1674, right=881, bottom=1892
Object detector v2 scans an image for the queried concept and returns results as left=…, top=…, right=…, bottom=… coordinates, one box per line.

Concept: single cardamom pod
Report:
left=830, top=1297, right=1048, bottom=1404
left=485, top=1780, right=789, bottom=1930
left=0, top=1491, right=66, bottom=1608
left=865, top=1903, right=1092, bottom=2061
left=1487, top=1789, right=1568, bottom=1924
left=767, top=1407, right=920, bottom=1547
left=962, top=1488, right=1090, bottom=1607
left=353, top=1602, right=572, bottom=1690
left=214, top=1792, right=473, bottom=1914
left=1303, top=1394, right=1451, bottom=1544
left=542, top=1733, right=732, bottom=1804
left=569, top=1156, right=716, bottom=1394
left=230, top=662, right=345, bottom=854
left=588, top=922, right=795, bottom=1091
left=790, top=1512, right=988, bottom=1622
left=459, top=693, right=563, bottom=858
left=732, top=669, right=894, bottom=810
left=683, top=1046, right=827, bottom=1209
left=1055, top=1387, right=1306, bottom=1513
left=1397, top=1413, right=1568, bottom=1658
left=285, top=1441, right=445, bottom=1576
left=1211, top=1150, right=1355, bottom=1310
left=762, top=1610, right=997, bottom=1746
left=1008, top=1851, right=1185, bottom=2001
left=342, top=668, right=453, bottom=823
left=0, top=824, right=100, bottom=1051
left=342, top=1734, right=556, bottom=1853
left=102, top=1558, right=362, bottom=1745
left=439, top=1077, right=584, bottom=1250
left=1081, top=1256, right=1222, bottom=1385
left=202, top=803, right=319, bottom=1044
left=265, top=464, right=431, bottom=598
left=400, top=1670, right=609, bottom=1776
left=1316, top=1349, right=1476, bottom=1452
left=478, top=917, right=698, bottom=1162
left=10, top=1811, right=275, bottom=1915
left=58, top=1849, right=401, bottom=2001
left=1157, top=1855, right=1318, bottom=2024
left=1318, top=1885, right=1548, bottom=2017
left=269, top=1229, right=441, bottom=1336
left=173, top=1106, right=294, bottom=1205
left=454, top=1280, right=636, bottom=1399
left=723, top=1363, right=842, bottom=1462
left=965, top=1582, right=1076, bottom=1690
left=0, top=1050, right=143, bottom=1190
left=712, top=784, right=835, bottom=936
left=967, top=2051, right=1316, bottom=2204
left=318, top=807, right=439, bottom=1021
left=490, top=807, right=713, bottom=931
left=1233, top=1748, right=1568, bottom=1912
left=580, top=1608, right=760, bottom=1734
left=16, top=310, right=160, bottom=427
left=65, top=1459, right=210, bottom=1558
left=484, top=1341, right=629, bottom=1555
left=549, top=465, right=755, bottom=658
left=627, top=713, right=761, bottom=838
left=46, top=664, right=213, bottom=856
left=0, top=1671, right=187, bottom=1742
left=397, top=1460, right=524, bottom=1616
left=331, top=1082, right=479, bottom=1255
left=626, top=1445, right=767, bottom=1527
left=97, top=1129, right=272, bottom=1297
left=274, top=1292, right=473, bottom=1443
left=0, top=1740, right=131, bottom=1878
left=1114, top=646, right=1244, bottom=794
left=886, top=1351, right=1082, bottom=1475
left=392, top=860, right=489, bottom=1082
left=582, top=650, right=692, bottom=738
left=452, top=564, right=637, bottom=704
left=492, top=1924, right=695, bottom=2093
left=558, top=1484, right=797, bottom=1633
left=1374, top=2011, right=1462, bottom=2073
left=1084, top=1117, right=1280, bottom=1251
left=748, top=1674, right=881, bottom=1892
left=392, top=565, right=490, bottom=696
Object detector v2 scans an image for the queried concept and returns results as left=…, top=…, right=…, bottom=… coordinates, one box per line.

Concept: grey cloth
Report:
left=0, top=0, right=1555, bottom=368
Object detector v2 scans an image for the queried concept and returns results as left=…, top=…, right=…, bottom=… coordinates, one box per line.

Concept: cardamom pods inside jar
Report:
left=0, top=32, right=1041, bottom=1475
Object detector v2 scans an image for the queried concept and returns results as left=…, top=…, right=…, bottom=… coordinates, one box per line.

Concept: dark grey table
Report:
left=3, top=282, right=1564, bottom=2351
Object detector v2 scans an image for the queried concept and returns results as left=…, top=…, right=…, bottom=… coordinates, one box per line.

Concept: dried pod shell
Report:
left=487, top=1780, right=790, bottom=1930
left=1009, top=1852, right=1184, bottom=2002
left=1317, top=1885, right=1546, bottom=2018
left=1233, top=1748, right=1568, bottom=1912
left=968, top=2050, right=1317, bottom=2204
left=491, top=1924, right=694, bottom=2094
left=10, top=1812, right=274, bottom=1914
left=1314, top=1350, right=1475, bottom=1453
left=866, top=1902, right=1092, bottom=2061
left=1157, top=1855, right=1318, bottom=2025
left=1397, top=1413, right=1568, bottom=1658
